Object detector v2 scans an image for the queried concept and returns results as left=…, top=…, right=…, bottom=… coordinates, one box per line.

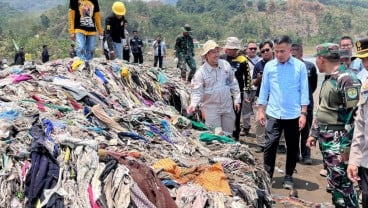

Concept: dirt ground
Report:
left=239, top=125, right=333, bottom=207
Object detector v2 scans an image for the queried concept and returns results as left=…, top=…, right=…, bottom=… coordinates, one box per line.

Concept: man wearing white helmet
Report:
left=187, top=40, right=241, bottom=134
left=104, top=1, right=127, bottom=60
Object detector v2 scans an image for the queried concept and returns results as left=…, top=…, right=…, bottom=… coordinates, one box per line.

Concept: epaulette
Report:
left=233, top=55, right=248, bottom=64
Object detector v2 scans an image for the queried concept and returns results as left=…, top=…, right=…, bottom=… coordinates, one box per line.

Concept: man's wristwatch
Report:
left=301, top=112, right=308, bottom=117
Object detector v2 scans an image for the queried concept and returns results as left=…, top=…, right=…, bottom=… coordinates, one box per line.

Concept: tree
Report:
left=40, top=14, right=50, bottom=28
left=257, top=0, right=267, bottom=12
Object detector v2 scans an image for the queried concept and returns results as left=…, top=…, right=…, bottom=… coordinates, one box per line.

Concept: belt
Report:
left=319, top=124, right=346, bottom=131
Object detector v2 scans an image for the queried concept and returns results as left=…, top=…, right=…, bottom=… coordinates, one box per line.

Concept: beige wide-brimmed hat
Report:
left=201, top=40, right=219, bottom=56
left=224, top=37, right=241, bottom=49
left=181, top=24, right=192, bottom=32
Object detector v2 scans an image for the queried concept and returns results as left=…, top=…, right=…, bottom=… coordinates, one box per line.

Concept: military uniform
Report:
left=175, top=24, right=196, bottom=82
left=310, top=51, right=360, bottom=207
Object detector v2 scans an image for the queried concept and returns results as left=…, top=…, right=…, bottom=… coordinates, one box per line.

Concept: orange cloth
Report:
left=152, top=159, right=232, bottom=195
left=193, top=163, right=232, bottom=195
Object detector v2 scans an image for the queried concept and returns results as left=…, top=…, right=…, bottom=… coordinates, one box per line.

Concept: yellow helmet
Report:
left=112, top=2, right=126, bottom=16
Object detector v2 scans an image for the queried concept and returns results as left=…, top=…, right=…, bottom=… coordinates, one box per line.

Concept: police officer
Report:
left=307, top=43, right=360, bottom=207
left=175, top=24, right=197, bottom=82
left=347, top=37, right=368, bottom=208
left=222, top=37, right=252, bottom=140
left=187, top=40, right=241, bottom=134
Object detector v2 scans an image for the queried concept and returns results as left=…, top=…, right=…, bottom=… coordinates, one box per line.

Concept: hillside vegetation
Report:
left=1, top=0, right=368, bottom=61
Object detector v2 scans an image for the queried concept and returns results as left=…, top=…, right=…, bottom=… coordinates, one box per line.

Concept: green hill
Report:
left=1, top=0, right=368, bottom=61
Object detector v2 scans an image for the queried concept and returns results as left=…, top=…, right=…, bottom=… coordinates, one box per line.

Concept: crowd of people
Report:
left=187, top=33, right=368, bottom=207
left=4, top=1, right=368, bottom=207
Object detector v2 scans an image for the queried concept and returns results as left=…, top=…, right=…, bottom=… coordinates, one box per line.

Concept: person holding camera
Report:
left=153, top=35, right=166, bottom=68
left=251, top=40, right=274, bottom=153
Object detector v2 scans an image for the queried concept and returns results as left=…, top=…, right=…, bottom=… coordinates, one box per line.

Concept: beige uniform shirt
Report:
left=350, top=79, right=368, bottom=168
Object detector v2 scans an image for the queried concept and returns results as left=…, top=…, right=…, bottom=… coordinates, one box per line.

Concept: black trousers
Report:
left=133, top=52, right=143, bottom=64
left=299, top=109, right=313, bottom=159
left=233, top=92, right=244, bottom=140
left=360, top=167, right=368, bottom=208
left=123, top=49, right=130, bottom=62
left=264, top=116, right=300, bottom=178
left=154, top=56, right=163, bottom=68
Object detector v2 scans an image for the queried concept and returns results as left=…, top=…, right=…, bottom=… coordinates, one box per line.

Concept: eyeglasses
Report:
left=248, top=48, right=257, bottom=51
left=261, top=48, right=271, bottom=54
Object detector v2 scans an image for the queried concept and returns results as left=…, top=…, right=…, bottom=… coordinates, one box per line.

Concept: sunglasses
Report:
left=261, top=48, right=271, bottom=54
left=248, top=48, right=257, bottom=51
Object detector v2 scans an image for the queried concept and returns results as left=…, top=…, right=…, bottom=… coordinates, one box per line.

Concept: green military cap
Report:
left=315, top=43, right=340, bottom=59
left=355, top=38, right=368, bottom=58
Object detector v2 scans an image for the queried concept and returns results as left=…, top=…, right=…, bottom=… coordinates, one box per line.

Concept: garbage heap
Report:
left=0, top=58, right=272, bottom=208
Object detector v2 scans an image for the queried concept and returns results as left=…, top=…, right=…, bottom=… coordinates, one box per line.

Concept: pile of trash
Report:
left=0, top=58, right=272, bottom=208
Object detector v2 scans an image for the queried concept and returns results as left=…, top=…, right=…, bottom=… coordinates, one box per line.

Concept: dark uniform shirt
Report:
left=175, top=35, right=194, bottom=57
left=130, top=37, right=143, bottom=54
left=104, top=13, right=126, bottom=51
left=303, top=60, right=318, bottom=110
left=253, top=59, right=268, bottom=97
left=222, top=54, right=251, bottom=93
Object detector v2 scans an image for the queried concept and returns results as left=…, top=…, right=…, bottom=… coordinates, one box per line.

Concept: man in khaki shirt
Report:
left=347, top=37, right=368, bottom=208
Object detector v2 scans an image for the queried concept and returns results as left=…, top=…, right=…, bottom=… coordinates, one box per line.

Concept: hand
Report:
left=258, top=108, right=266, bottom=126
left=347, top=164, right=360, bottom=183
left=306, top=136, right=316, bottom=148
left=109, top=51, right=116, bottom=60
left=234, top=103, right=240, bottom=112
left=299, top=115, right=306, bottom=131
left=69, top=33, right=76, bottom=41
left=187, top=105, right=196, bottom=114
left=243, top=98, right=251, bottom=103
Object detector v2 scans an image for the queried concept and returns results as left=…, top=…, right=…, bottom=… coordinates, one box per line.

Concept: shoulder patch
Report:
left=233, top=55, right=247, bottom=63
left=347, top=87, right=358, bottom=99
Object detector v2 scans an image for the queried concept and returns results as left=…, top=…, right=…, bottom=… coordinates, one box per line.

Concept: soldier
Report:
left=175, top=24, right=196, bottom=82
left=347, top=38, right=368, bottom=208
left=307, top=43, right=360, bottom=207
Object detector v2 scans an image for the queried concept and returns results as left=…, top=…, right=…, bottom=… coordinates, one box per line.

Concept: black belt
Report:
left=319, top=124, right=346, bottom=131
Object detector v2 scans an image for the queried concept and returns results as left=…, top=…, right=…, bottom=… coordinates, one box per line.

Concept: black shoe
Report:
left=277, top=145, right=287, bottom=154
left=282, top=175, right=294, bottom=190
left=302, top=158, right=313, bottom=165
left=232, top=131, right=239, bottom=141
left=326, top=184, right=333, bottom=193
left=255, top=146, right=264, bottom=153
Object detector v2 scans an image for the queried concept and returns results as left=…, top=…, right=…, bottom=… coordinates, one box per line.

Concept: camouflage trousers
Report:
left=177, top=55, right=196, bottom=82
left=318, top=128, right=358, bottom=207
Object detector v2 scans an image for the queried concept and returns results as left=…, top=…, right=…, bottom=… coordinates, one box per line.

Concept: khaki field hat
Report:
left=224, top=37, right=241, bottom=49
left=201, top=40, right=219, bottom=56
left=355, top=38, right=368, bottom=59
left=112, top=1, right=126, bottom=16
left=181, top=24, right=192, bottom=32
